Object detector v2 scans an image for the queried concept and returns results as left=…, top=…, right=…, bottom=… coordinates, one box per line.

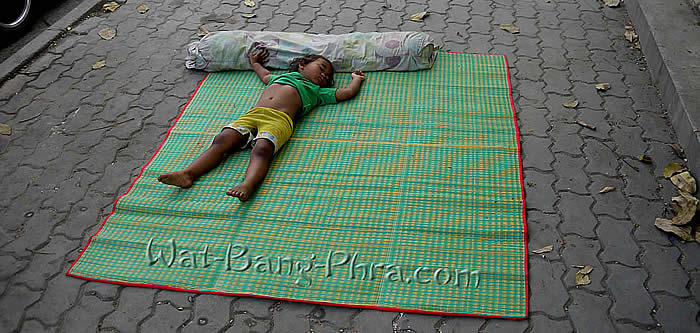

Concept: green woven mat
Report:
left=68, top=52, right=527, bottom=317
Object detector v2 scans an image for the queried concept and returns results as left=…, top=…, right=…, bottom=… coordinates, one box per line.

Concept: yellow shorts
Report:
left=224, top=107, right=294, bottom=153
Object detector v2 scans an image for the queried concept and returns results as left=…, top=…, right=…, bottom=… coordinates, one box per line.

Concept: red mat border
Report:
left=66, top=51, right=529, bottom=319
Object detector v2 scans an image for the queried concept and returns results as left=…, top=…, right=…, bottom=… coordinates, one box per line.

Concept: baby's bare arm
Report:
left=336, top=70, right=365, bottom=102
left=249, top=47, right=272, bottom=84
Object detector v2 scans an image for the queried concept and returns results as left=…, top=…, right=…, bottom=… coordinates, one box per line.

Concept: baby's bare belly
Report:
left=253, top=84, right=303, bottom=119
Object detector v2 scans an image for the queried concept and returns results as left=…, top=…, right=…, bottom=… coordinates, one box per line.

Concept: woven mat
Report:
left=68, top=52, right=527, bottom=318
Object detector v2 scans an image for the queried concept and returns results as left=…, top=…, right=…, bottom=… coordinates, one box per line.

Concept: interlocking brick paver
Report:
left=561, top=236, right=605, bottom=292
left=140, top=302, right=190, bottom=331
left=621, top=163, right=660, bottom=200
left=606, top=264, right=655, bottom=325
left=628, top=198, right=672, bottom=246
left=568, top=289, right=615, bottom=333
left=558, top=192, right=597, bottom=237
left=19, top=319, right=55, bottom=333
left=597, top=217, right=639, bottom=266
left=654, top=294, right=699, bottom=333
left=527, top=211, right=562, bottom=260
left=553, top=153, right=589, bottom=193
left=481, top=318, right=528, bottom=332
left=583, top=140, right=618, bottom=176
left=102, top=287, right=158, bottom=332
left=61, top=293, right=115, bottom=332
left=640, top=243, right=690, bottom=297
left=1, top=209, right=66, bottom=255
left=550, top=123, right=584, bottom=155
left=528, top=258, right=568, bottom=317
left=394, top=313, right=441, bottom=333
left=352, top=310, right=397, bottom=332
left=227, top=313, right=270, bottom=332
left=182, top=294, right=231, bottom=333
left=24, top=273, right=85, bottom=326
left=521, top=135, right=554, bottom=170
left=12, top=236, right=80, bottom=290
left=269, top=301, right=314, bottom=332
left=84, top=280, right=119, bottom=301
left=589, top=175, right=627, bottom=219
left=529, top=315, right=572, bottom=332
left=523, top=170, right=557, bottom=213
left=0, top=284, right=42, bottom=332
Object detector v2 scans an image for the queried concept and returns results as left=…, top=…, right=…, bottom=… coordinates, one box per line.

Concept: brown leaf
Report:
left=244, top=0, right=256, bottom=7
left=103, top=1, right=120, bottom=12
left=499, top=24, right=520, bottom=34
left=137, top=4, right=149, bottom=14
left=98, top=27, right=117, bottom=40
left=563, top=100, right=578, bottom=108
left=595, top=82, right=611, bottom=91
left=671, top=171, right=697, bottom=194
left=92, top=60, right=106, bottom=69
left=575, top=265, right=593, bottom=285
left=670, top=191, right=698, bottom=225
left=0, top=123, right=11, bottom=136
left=198, top=26, right=210, bottom=37
left=532, top=245, right=553, bottom=254
left=604, top=0, right=621, bottom=7
left=409, top=12, right=428, bottom=21
left=241, top=13, right=256, bottom=18
left=599, top=186, right=616, bottom=193
left=637, top=154, right=652, bottom=164
left=575, top=120, right=596, bottom=131
left=664, top=162, right=686, bottom=178
left=625, top=29, right=638, bottom=43
left=655, top=218, right=694, bottom=241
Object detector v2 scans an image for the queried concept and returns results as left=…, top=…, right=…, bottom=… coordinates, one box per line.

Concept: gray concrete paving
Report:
left=1, top=0, right=699, bottom=332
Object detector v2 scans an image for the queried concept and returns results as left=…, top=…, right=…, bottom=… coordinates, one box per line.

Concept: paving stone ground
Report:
left=1, top=0, right=699, bottom=332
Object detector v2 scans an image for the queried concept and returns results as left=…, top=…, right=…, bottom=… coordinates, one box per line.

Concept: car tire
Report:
left=0, top=0, right=33, bottom=33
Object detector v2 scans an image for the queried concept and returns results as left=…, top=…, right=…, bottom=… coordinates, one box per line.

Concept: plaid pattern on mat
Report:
left=68, top=52, right=527, bottom=318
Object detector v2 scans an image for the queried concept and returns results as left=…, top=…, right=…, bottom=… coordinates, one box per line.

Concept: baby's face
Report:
left=300, top=58, right=333, bottom=87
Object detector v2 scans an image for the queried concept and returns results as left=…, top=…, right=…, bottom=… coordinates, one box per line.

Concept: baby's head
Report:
left=290, top=54, right=335, bottom=88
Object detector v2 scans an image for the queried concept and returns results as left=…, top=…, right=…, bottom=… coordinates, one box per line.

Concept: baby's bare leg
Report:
left=158, top=129, right=247, bottom=188
left=227, top=138, right=275, bottom=201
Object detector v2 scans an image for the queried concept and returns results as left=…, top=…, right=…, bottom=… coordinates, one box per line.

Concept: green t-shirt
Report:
left=267, top=72, right=338, bottom=114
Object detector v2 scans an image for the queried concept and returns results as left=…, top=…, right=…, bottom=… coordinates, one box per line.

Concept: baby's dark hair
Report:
left=289, top=54, right=335, bottom=87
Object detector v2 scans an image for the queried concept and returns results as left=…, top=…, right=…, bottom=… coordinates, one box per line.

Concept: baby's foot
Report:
left=226, top=184, right=253, bottom=202
left=157, top=171, right=193, bottom=188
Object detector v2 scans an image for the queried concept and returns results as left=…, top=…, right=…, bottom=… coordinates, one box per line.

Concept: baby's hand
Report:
left=351, top=70, right=365, bottom=81
left=249, top=47, right=269, bottom=65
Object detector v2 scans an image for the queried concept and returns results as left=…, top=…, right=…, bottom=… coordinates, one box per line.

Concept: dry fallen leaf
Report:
left=575, top=120, right=596, bottom=131
left=595, top=82, right=611, bottom=91
left=92, top=60, right=106, bottom=69
left=0, top=123, right=11, bottom=136
left=137, top=4, right=149, bottom=14
left=604, top=0, right=621, bottom=7
left=671, top=191, right=698, bottom=225
left=98, top=27, right=117, bottom=40
left=544, top=0, right=551, bottom=2
left=409, top=12, right=428, bottom=21
left=655, top=218, right=694, bottom=241
left=599, top=186, right=616, bottom=193
left=198, top=26, right=210, bottom=37
left=575, top=265, right=593, bottom=285
left=499, top=24, right=520, bottom=34
left=244, top=0, right=256, bottom=7
left=563, top=100, right=579, bottom=108
left=625, top=30, right=638, bottom=43
left=532, top=245, right=553, bottom=254
left=241, top=13, right=256, bottom=18
left=637, top=154, right=652, bottom=164
left=103, top=1, right=120, bottom=12
left=671, top=171, right=697, bottom=194
left=664, top=163, right=686, bottom=178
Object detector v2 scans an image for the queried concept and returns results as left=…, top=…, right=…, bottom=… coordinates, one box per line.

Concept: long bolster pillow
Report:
left=186, top=30, right=440, bottom=72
